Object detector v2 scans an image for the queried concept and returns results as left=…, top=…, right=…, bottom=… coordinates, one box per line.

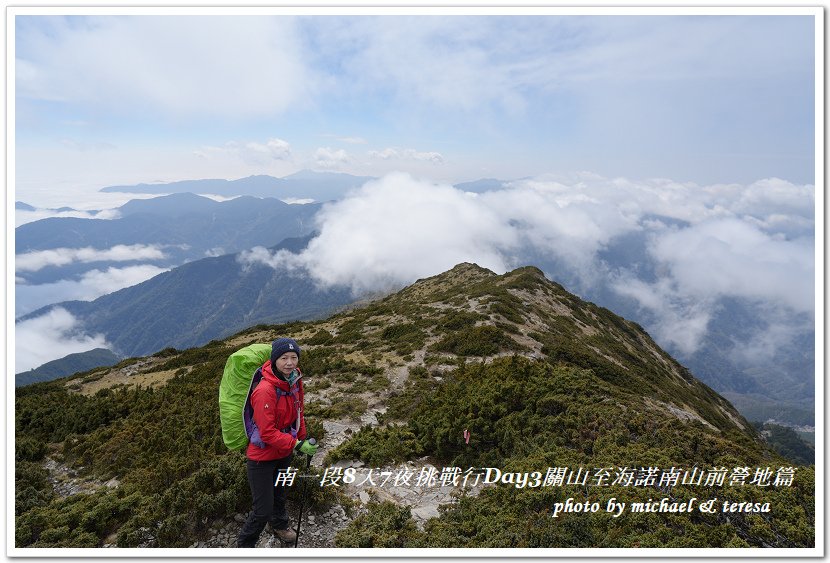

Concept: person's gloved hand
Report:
left=295, top=439, right=318, bottom=456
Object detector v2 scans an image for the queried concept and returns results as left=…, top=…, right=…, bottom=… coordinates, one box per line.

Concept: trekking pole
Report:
left=294, top=438, right=316, bottom=548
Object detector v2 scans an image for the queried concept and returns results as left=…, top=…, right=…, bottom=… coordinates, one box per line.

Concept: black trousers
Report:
left=237, top=454, right=293, bottom=547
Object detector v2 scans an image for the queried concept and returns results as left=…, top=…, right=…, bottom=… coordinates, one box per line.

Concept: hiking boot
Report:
left=273, top=527, right=297, bottom=544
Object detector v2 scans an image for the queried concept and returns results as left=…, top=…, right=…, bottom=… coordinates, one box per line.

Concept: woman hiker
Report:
left=237, top=337, right=318, bottom=548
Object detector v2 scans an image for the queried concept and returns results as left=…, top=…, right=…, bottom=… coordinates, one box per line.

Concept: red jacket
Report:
left=245, top=361, right=307, bottom=461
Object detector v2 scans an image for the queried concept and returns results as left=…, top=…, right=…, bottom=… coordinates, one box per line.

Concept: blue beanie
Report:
left=271, top=337, right=300, bottom=365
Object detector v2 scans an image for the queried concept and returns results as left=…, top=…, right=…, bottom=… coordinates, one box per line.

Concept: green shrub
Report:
left=489, top=300, right=524, bottom=324
left=430, top=326, right=520, bottom=357
left=16, top=435, right=48, bottom=462
left=381, top=323, right=427, bottom=354
left=308, top=329, right=335, bottom=345
left=439, top=311, right=486, bottom=330
left=325, top=425, right=423, bottom=466
left=16, top=486, right=143, bottom=547
left=305, top=397, right=368, bottom=420
left=15, top=460, right=53, bottom=516
left=335, top=501, right=424, bottom=547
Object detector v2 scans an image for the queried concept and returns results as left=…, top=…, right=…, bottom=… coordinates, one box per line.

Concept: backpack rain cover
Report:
left=218, top=343, right=271, bottom=450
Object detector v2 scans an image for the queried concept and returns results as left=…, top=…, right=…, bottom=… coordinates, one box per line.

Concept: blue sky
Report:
left=11, top=9, right=820, bottom=384
left=14, top=12, right=816, bottom=208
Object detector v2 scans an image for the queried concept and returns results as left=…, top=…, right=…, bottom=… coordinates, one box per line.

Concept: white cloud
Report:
left=237, top=170, right=813, bottom=358
left=80, top=265, right=168, bottom=296
left=727, top=304, right=814, bottom=364
left=340, top=137, right=367, bottom=145
left=15, top=307, right=110, bottom=373
left=238, top=247, right=305, bottom=273
left=17, top=16, right=316, bottom=119
left=240, top=172, right=517, bottom=293
left=479, top=179, right=638, bottom=282
left=16, top=244, right=167, bottom=272
left=94, top=209, right=122, bottom=221
left=648, top=218, right=813, bottom=313
left=314, top=147, right=350, bottom=169
left=197, top=138, right=293, bottom=166
left=368, top=147, right=444, bottom=164
left=197, top=194, right=243, bottom=203
left=609, top=217, right=813, bottom=357
left=16, top=265, right=169, bottom=317
left=15, top=207, right=122, bottom=227
left=313, top=17, right=531, bottom=113
left=732, top=177, right=816, bottom=220
left=611, top=274, right=716, bottom=356
left=367, top=148, right=397, bottom=160
left=315, top=16, right=810, bottom=116
left=243, top=138, right=293, bottom=162
left=281, top=198, right=315, bottom=205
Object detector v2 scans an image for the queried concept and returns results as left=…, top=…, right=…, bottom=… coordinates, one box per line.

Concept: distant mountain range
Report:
left=15, top=201, right=83, bottom=213
left=19, top=235, right=356, bottom=360
left=98, top=170, right=511, bottom=201
left=16, top=193, right=321, bottom=285
left=99, top=170, right=378, bottom=201
left=16, top=172, right=514, bottom=287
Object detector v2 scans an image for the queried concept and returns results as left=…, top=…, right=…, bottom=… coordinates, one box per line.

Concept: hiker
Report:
left=237, top=338, right=318, bottom=548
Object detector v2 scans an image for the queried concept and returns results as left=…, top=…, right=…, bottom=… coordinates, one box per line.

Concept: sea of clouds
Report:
left=15, top=171, right=814, bottom=374
left=238, top=172, right=814, bottom=358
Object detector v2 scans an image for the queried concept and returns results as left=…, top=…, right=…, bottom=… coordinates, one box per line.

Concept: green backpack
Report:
left=218, top=343, right=272, bottom=450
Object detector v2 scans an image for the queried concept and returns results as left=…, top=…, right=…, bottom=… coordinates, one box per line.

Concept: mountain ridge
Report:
left=98, top=171, right=377, bottom=201
left=16, top=193, right=319, bottom=255
left=14, top=262, right=814, bottom=548
left=367, top=262, right=747, bottom=434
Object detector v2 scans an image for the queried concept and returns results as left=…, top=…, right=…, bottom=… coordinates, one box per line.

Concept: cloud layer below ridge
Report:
left=239, top=171, right=814, bottom=358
